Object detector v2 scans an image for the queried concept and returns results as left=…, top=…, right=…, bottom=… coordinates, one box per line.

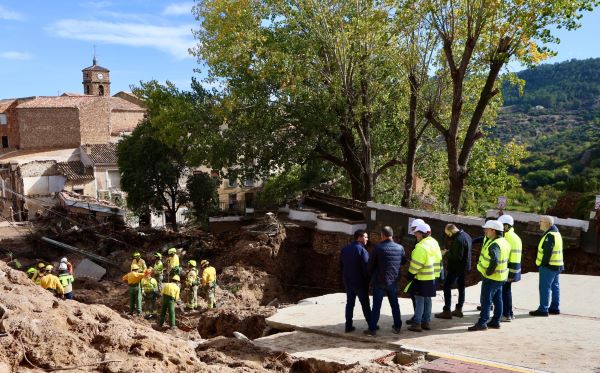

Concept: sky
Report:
left=1, top=1, right=600, bottom=98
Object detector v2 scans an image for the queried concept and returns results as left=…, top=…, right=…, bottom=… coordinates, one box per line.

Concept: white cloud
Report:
left=0, top=51, right=32, bottom=60
left=163, top=2, right=194, bottom=16
left=0, top=5, right=23, bottom=20
left=48, top=19, right=195, bottom=59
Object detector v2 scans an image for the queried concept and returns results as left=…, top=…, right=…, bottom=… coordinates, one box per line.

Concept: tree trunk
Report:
left=402, top=75, right=419, bottom=207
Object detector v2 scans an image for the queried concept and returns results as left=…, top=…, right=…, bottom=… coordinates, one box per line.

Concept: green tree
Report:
left=422, top=0, right=598, bottom=213
left=187, top=172, right=220, bottom=225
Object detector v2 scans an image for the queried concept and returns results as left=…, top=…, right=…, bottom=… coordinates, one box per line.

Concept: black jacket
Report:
left=368, top=239, right=405, bottom=288
left=447, top=230, right=472, bottom=274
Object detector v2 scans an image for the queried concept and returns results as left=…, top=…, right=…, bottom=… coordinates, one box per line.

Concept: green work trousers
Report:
left=143, top=291, right=158, bottom=315
left=159, top=295, right=176, bottom=327
left=128, top=284, right=142, bottom=315
left=187, top=285, right=198, bottom=309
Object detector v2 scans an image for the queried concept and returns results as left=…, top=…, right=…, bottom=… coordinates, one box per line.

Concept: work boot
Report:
left=467, top=323, right=487, bottom=331
left=392, top=326, right=401, bottom=334
left=501, top=316, right=512, bottom=322
left=434, top=310, right=452, bottom=319
left=421, top=323, right=431, bottom=331
left=406, top=317, right=415, bottom=325
left=407, top=324, right=422, bottom=332
left=549, top=309, right=560, bottom=315
left=363, top=329, right=376, bottom=337
left=345, top=326, right=356, bottom=333
left=486, top=322, right=500, bottom=329
left=529, top=310, right=549, bottom=317
left=451, top=307, right=464, bottom=318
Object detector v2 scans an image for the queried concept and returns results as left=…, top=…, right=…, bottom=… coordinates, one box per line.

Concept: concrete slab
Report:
left=254, top=331, right=398, bottom=365
left=74, top=259, right=106, bottom=281
left=267, top=273, right=600, bottom=373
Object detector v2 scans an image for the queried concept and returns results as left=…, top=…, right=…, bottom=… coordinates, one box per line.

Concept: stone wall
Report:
left=79, top=100, right=111, bottom=144
left=18, top=108, right=81, bottom=149
left=110, top=111, right=144, bottom=135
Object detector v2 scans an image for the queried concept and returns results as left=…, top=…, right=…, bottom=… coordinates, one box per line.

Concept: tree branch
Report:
left=374, top=158, right=404, bottom=179
left=425, top=110, right=449, bottom=138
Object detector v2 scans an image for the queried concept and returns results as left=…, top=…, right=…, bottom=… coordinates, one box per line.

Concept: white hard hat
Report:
left=482, top=220, right=504, bottom=232
left=497, top=215, right=514, bottom=226
left=60, top=257, right=68, bottom=263
left=410, top=218, right=425, bottom=228
left=414, top=222, right=431, bottom=234
left=58, top=262, right=68, bottom=271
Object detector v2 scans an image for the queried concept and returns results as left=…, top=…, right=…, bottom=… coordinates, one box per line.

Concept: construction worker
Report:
left=141, top=270, right=159, bottom=317
left=32, top=262, right=46, bottom=284
left=185, top=260, right=199, bottom=310
left=40, top=265, right=65, bottom=297
left=201, top=260, right=217, bottom=309
left=60, top=257, right=73, bottom=274
left=158, top=275, right=181, bottom=330
left=167, top=248, right=180, bottom=280
left=406, top=223, right=440, bottom=332
left=497, top=215, right=522, bottom=322
left=122, top=264, right=145, bottom=315
left=530, top=215, right=564, bottom=317
left=131, top=252, right=147, bottom=271
left=468, top=220, right=510, bottom=331
left=153, top=252, right=165, bottom=290
left=26, top=267, right=37, bottom=280
left=58, top=262, right=75, bottom=300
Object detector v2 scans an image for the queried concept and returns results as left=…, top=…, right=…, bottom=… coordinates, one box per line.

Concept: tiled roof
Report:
left=108, top=97, right=145, bottom=112
left=56, top=161, right=95, bottom=181
left=0, top=99, right=16, bottom=112
left=82, top=64, right=109, bottom=72
left=81, top=143, right=118, bottom=165
left=16, top=96, right=103, bottom=109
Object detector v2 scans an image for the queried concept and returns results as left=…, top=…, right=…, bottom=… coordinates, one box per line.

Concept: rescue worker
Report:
left=40, top=265, right=65, bottom=297
left=141, top=270, right=159, bottom=317
left=406, top=223, right=441, bottom=332
left=153, top=252, right=165, bottom=290
left=26, top=267, right=37, bottom=280
left=60, top=257, right=73, bottom=274
left=58, top=262, right=75, bottom=300
left=32, top=262, right=46, bottom=284
left=530, top=215, right=564, bottom=316
left=131, top=252, right=147, bottom=271
left=185, top=260, right=199, bottom=310
left=158, top=275, right=181, bottom=330
left=497, top=215, right=522, bottom=322
left=201, top=260, right=217, bottom=309
left=122, top=264, right=145, bottom=315
left=167, top=248, right=180, bottom=280
left=468, top=220, right=510, bottom=331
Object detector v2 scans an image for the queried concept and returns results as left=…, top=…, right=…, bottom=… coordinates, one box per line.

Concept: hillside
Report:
left=494, top=58, right=600, bottom=195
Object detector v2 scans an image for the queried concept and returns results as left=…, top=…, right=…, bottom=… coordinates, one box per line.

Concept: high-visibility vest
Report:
left=536, top=231, right=564, bottom=267
left=505, top=228, right=522, bottom=276
left=409, top=237, right=436, bottom=281
left=141, top=277, right=158, bottom=293
left=477, top=236, right=510, bottom=281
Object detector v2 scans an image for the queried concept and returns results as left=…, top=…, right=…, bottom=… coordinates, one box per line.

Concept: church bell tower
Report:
left=82, top=56, right=110, bottom=96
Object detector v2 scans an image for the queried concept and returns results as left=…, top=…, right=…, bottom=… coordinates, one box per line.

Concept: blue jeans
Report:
left=538, top=266, right=560, bottom=312
left=478, top=278, right=503, bottom=326
left=414, top=295, right=432, bottom=324
left=502, top=281, right=513, bottom=317
left=443, top=271, right=465, bottom=311
left=369, top=283, right=401, bottom=331
left=345, top=287, right=371, bottom=328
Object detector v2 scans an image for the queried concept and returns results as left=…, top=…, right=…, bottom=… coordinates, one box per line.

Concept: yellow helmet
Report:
left=200, top=260, right=209, bottom=267
left=172, top=275, right=181, bottom=282
left=133, top=252, right=141, bottom=258
left=37, top=262, right=46, bottom=269
left=45, top=264, right=53, bottom=271
left=154, top=252, right=162, bottom=259
left=168, top=248, right=177, bottom=255
left=131, top=264, right=140, bottom=271
left=188, top=260, right=196, bottom=267
left=27, top=267, right=36, bottom=274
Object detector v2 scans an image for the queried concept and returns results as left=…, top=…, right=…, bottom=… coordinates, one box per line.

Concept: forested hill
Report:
left=502, top=58, right=600, bottom=112
left=493, top=58, right=600, bottom=198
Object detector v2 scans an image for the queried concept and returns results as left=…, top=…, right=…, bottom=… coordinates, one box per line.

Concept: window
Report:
left=227, top=178, right=237, bottom=188
left=243, top=179, right=255, bottom=187
left=98, top=85, right=104, bottom=96
left=73, top=188, right=84, bottom=195
left=1, top=136, right=8, bottom=148
left=0, top=114, right=7, bottom=125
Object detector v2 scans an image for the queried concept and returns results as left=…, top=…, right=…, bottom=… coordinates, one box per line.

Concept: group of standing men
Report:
left=121, top=248, right=218, bottom=330
left=27, top=257, right=75, bottom=299
left=340, top=214, right=564, bottom=335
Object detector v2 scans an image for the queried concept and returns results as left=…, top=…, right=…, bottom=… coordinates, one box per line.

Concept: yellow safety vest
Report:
left=504, top=228, right=522, bottom=275
left=408, top=237, right=436, bottom=281
left=162, top=282, right=180, bottom=300
left=477, top=236, right=510, bottom=281
left=141, top=277, right=158, bottom=293
left=536, top=231, right=564, bottom=267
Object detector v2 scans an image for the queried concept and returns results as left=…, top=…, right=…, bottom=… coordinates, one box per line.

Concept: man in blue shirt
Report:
left=365, top=226, right=405, bottom=336
left=340, top=229, right=371, bottom=333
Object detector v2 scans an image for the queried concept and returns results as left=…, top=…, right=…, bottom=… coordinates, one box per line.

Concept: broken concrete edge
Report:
left=265, top=319, right=538, bottom=373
